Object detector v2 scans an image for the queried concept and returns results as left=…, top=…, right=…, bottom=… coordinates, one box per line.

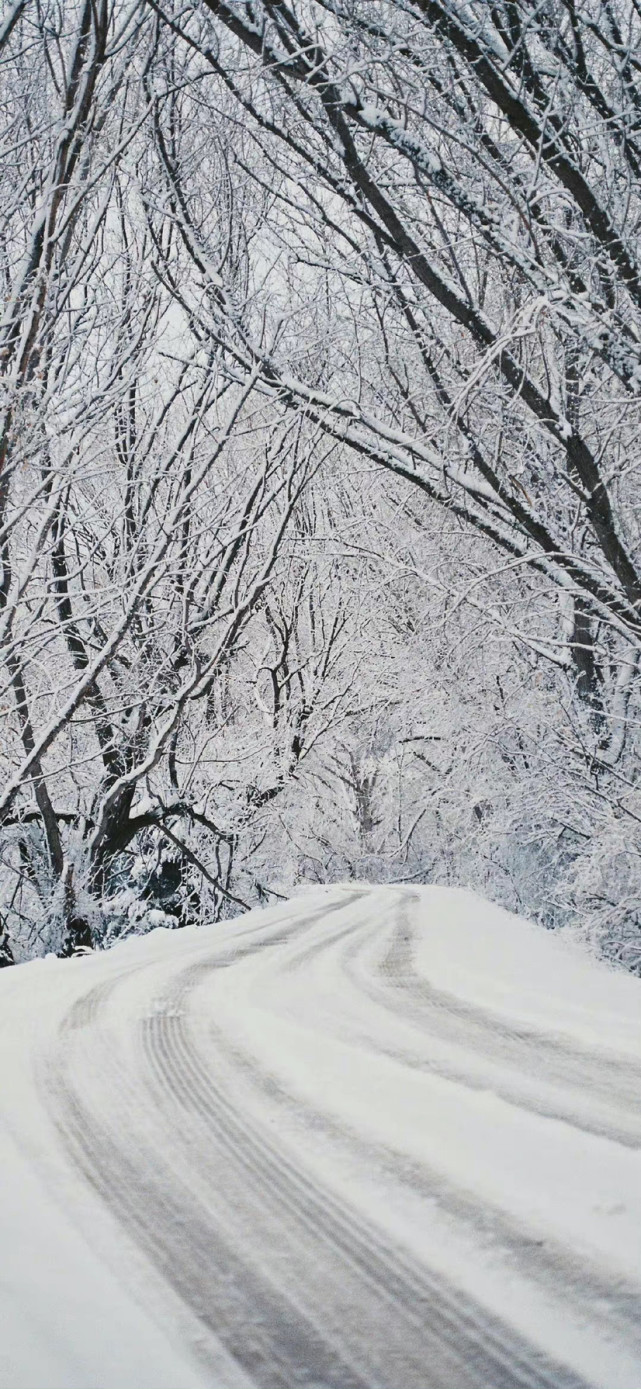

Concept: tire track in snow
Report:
left=38, top=888, right=640, bottom=1388
left=141, top=956, right=588, bottom=1389
left=160, top=898, right=641, bottom=1374
left=175, top=968, right=641, bottom=1370
left=336, top=896, right=641, bottom=1149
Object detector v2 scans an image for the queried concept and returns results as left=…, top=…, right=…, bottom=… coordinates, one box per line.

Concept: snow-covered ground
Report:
left=1, top=884, right=640, bottom=1389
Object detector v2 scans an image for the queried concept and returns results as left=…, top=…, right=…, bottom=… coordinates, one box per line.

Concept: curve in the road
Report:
left=36, top=888, right=641, bottom=1389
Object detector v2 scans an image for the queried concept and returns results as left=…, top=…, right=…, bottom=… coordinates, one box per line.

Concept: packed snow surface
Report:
left=1, top=884, right=641, bottom=1389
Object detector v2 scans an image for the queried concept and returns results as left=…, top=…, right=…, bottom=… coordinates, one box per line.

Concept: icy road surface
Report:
left=1, top=885, right=641, bottom=1389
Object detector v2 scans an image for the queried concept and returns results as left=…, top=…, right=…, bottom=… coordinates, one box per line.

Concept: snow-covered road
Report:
left=2, top=885, right=641, bottom=1389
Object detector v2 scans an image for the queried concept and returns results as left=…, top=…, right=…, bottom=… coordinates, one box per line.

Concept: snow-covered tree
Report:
left=3, top=0, right=641, bottom=970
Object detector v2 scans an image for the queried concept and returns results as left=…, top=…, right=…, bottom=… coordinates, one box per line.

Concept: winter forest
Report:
left=2, top=0, right=641, bottom=970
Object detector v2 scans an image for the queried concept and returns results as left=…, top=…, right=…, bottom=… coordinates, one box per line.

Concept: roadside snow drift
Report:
left=1, top=884, right=640, bottom=1389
